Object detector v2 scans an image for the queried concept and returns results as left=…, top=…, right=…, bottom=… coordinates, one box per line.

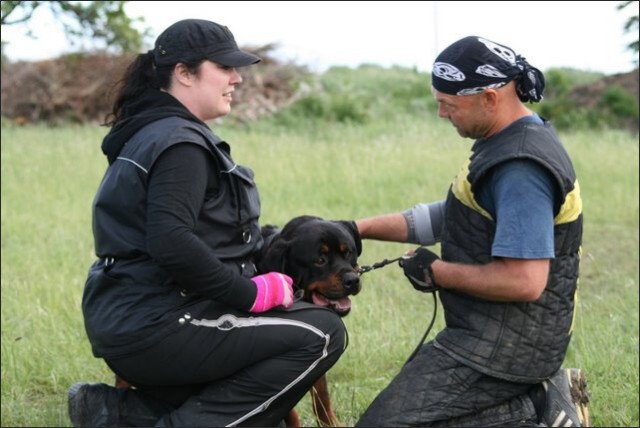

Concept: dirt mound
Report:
left=1, top=54, right=131, bottom=124
left=567, top=70, right=639, bottom=109
left=565, top=69, right=639, bottom=133
left=0, top=44, right=308, bottom=125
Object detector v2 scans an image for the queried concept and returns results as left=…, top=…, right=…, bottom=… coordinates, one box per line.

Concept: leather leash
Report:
left=358, top=256, right=405, bottom=275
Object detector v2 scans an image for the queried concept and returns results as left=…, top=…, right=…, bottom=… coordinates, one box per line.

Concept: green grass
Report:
left=1, top=118, right=638, bottom=427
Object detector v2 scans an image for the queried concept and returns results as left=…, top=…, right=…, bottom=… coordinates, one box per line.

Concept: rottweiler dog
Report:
left=258, top=215, right=362, bottom=427
left=258, top=215, right=362, bottom=316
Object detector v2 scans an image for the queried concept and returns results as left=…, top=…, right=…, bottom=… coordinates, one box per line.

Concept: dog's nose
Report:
left=342, top=272, right=361, bottom=294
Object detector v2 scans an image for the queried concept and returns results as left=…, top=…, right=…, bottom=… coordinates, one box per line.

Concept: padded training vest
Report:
left=435, top=120, right=583, bottom=383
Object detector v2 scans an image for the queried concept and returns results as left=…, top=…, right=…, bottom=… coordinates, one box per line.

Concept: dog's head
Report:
left=258, top=215, right=362, bottom=317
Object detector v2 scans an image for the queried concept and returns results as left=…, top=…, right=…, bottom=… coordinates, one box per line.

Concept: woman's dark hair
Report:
left=103, top=53, right=204, bottom=126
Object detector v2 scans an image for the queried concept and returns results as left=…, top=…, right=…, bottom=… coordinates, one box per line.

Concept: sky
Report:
left=2, top=1, right=638, bottom=75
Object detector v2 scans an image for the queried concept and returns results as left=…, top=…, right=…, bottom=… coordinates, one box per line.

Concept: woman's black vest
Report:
left=85, top=117, right=262, bottom=357
left=93, top=117, right=262, bottom=262
left=435, top=120, right=583, bottom=383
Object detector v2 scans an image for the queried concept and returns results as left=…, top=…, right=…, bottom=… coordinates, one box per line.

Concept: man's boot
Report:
left=539, top=368, right=591, bottom=427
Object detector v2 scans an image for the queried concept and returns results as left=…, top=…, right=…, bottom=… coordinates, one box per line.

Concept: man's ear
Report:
left=482, top=88, right=499, bottom=110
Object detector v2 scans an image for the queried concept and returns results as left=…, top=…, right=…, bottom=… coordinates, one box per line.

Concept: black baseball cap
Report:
left=153, top=19, right=261, bottom=68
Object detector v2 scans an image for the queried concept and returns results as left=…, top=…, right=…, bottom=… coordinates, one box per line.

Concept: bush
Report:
left=268, top=64, right=435, bottom=129
left=532, top=68, right=639, bottom=133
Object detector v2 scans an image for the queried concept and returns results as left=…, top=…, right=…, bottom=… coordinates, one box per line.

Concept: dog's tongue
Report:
left=312, top=293, right=352, bottom=312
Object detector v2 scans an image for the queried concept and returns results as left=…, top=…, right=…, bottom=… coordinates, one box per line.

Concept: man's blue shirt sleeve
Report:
left=477, top=159, right=558, bottom=259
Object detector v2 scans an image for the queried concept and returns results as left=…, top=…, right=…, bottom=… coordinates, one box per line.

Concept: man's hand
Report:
left=399, top=247, right=440, bottom=293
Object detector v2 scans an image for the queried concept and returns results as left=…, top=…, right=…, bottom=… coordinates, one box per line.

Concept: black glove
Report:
left=398, top=247, right=440, bottom=292
left=333, top=220, right=362, bottom=256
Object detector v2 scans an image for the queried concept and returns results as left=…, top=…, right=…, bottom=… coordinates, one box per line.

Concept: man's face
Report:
left=432, top=88, right=491, bottom=139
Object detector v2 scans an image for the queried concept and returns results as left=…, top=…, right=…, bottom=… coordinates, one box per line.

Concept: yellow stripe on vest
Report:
left=451, top=159, right=494, bottom=221
left=555, top=180, right=582, bottom=224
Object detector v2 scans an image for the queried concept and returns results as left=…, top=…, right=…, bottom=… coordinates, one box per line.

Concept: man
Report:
left=352, top=36, right=590, bottom=427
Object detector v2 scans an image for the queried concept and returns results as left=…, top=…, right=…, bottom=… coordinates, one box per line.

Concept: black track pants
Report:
left=106, top=300, right=347, bottom=427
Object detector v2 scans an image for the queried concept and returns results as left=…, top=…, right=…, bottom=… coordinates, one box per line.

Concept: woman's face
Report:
left=177, top=60, right=243, bottom=122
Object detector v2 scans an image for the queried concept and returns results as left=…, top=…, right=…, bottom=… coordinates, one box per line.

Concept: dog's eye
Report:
left=314, top=255, right=328, bottom=266
left=341, top=250, right=354, bottom=261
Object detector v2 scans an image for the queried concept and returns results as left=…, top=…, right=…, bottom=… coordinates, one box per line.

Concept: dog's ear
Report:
left=280, top=215, right=322, bottom=238
left=333, top=220, right=362, bottom=256
left=257, top=235, right=290, bottom=274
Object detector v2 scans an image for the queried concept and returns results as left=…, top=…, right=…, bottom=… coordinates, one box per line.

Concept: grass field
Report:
left=1, top=117, right=638, bottom=427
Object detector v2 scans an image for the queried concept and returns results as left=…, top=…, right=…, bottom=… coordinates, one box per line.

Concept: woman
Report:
left=68, top=19, right=347, bottom=427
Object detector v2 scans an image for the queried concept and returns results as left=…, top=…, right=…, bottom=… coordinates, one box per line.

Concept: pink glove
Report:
left=249, top=272, right=294, bottom=313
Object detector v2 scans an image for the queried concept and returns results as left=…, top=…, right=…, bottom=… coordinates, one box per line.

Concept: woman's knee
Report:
left=315, top=309, right=348, bottom=362
left=283, top=305, right=348, bottom=366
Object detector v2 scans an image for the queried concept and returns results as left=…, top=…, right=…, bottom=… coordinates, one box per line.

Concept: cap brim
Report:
left=209, top=49, right=261, bottom=67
